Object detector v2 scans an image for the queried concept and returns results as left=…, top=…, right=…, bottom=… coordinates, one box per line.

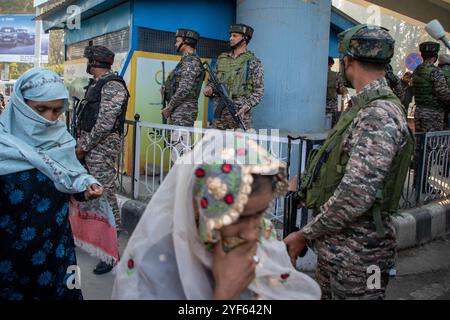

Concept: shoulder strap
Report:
left=100, top=73, right=130, bottom=97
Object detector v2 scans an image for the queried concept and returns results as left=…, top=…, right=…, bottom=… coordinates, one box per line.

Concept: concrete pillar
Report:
left=237, top=0, right=332, bottom=134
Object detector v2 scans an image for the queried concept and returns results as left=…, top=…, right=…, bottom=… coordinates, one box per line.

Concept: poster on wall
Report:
left=132, top=52, right=210, bottom=174
left=134, top=52, right=209, bottom=126
left=0, top=15, right=49, bottom=63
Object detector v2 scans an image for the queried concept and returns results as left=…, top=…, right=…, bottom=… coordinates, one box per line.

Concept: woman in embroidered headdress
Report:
left=112, top=130, right=321, bottom=300
left=0, top=67, right=103, bottom=300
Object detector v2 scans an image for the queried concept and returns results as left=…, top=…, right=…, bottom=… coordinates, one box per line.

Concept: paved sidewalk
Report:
left=77, top=233, right=129, bottom=300
left=76, top=231, right=450, bottom=300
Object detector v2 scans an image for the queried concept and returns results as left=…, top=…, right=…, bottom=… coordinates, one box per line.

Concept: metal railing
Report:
left=114, top=116, right=449, bottom=230
left=116, top=115, right=311, bottom=225
left=419, top=130, right=450, bottom=203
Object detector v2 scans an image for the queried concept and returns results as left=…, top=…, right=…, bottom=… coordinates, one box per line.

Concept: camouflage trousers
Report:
left=85, top=142, right=121, bottom=228
left=211, top=104, right=252, bottom=130
left=414, top=107, right=445, bottom=132
left=311, top=225, right=395, bottom=301
left=315, top=256, right=390, bottom=300
left=168, top=101, right=199, bottom=127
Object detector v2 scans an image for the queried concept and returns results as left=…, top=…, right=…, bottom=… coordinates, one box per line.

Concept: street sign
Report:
left=405, top=52, right=423, bottom=71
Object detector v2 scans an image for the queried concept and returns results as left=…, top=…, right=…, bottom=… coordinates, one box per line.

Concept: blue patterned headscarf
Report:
left=0, top=67, right=98, bottom=193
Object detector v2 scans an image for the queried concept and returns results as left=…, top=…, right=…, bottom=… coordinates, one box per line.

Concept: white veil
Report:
left=112, top=130, right=321, bottom=300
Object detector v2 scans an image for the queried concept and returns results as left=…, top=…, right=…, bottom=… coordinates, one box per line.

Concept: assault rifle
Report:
left=284, top=135, right=308, bottom=258
left=161, top=61, right=168, bottom=125
left=202, top=62, right=247, bottom=131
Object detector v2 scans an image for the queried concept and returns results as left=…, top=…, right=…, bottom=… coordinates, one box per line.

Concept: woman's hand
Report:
left=283, top=231, right=306, bottom=267
left=84, top=184, right=103, bottom=200
left=212, top=239, right=258, bottom=300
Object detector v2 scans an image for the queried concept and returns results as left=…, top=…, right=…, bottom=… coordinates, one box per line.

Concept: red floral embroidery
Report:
left=222, top=164, right=232, bottom=173
left=195, top=168, right=205, bottom=178
left=280, top=273, right=290, bottom=280
left=127, top=259, right=134, bottom=269
left=224, top=194, right=234, bottom=204
left=201, top=198, right=208, bottom=208
left=237, top=149, right=248, bottom=156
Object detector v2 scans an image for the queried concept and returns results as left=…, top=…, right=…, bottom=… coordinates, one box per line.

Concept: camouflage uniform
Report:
left=299, top=26, right=414, bottom=300
left=0, top=93, right=5, bottom=113
left=413, top=61, right=450, bottom=132
left=326, top=70, right=346, bottom=126
left=438, top=61, right=450, bottom=129
left=209, top=51, right=264, bottom=130
left=78, top=71, right=128, bottom=227
left=163, top=30, right=205, bottom=162
left=166, top=52, right=205, bottom=127
left=303, top=78, right=409, bottom=299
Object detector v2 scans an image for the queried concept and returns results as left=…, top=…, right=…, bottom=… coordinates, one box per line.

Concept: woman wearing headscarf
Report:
left=112, top=130, right=321, bottom=300
left=0, top=67, right=103, bottom=300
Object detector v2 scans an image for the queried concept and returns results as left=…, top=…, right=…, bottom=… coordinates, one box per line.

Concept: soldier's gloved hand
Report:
left=203, top=85, right=213, bottom=97
left=161, top=107, right=172, bottom=119
left=84, top=183, right=103, bottom=200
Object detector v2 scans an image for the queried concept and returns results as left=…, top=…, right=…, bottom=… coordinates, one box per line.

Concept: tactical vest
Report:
left=79, top=72, right=129, bottom=135
left=326, top=70, right=338, bottom=100
left=165, top=53, right=205, bottom=101
left=216, top=51, right=255, bottom=98
left=299, top=86, right=415, bottom=237
left=413, top=62, right=441, bottom=110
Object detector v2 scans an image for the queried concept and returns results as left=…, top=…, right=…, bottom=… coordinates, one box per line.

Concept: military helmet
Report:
left=229, top=24, right=254, bottom=40
left=175, top=29, right=200, bottom=43
left=338, top=24, right=394, bottom=64
left=83, top=45, right=115, bottom=65
left=419, top=41, right=440, bottom=54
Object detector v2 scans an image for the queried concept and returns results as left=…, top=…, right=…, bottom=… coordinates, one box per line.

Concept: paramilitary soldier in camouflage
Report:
left=326, top=56, right=347, bottom=127
left=438, top=53, right=450, bottom=129
left=285, top=25, right=415, bottom=300
left=76, top=45, right=129, bottom=274
left=413, top=42, right=450, bottom=132
left=161, top=29, right=205, bottom=126
left=204, top=24, right=264, bottom=130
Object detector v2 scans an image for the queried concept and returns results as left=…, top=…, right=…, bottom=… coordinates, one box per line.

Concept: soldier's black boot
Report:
left=93, top=260, right=114, bottom=275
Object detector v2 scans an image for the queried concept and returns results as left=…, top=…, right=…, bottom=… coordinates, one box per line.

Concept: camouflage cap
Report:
left=83, top=45, right=115, bottom=65
left=338, top=24, right=394, bottom=64
left=175, top=29, right=200, bottom=42
left=229, top=24, right=254, bottom=39
left=419, top=41, right=440, bottom=54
